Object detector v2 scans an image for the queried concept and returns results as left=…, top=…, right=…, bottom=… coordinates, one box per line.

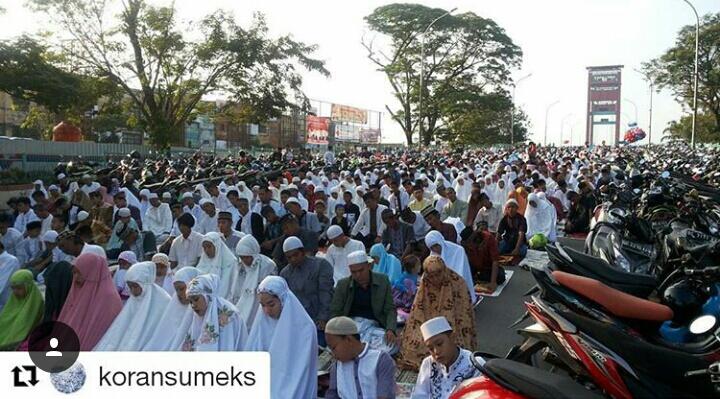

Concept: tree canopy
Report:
left=644, top=12, right=720, bottom=142
left=363, top=3, right=522, bottom=145
left=21, top=0, right=328, bottom=148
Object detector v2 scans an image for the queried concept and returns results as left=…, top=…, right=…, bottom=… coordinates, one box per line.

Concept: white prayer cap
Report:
left=140, top=189, right=150, bottom=197
left=314, top=186, right=325, bottom=194
left=82, top=174, right=91, bottom=180
left=347, top=250, right=372, bottom=266
left=421, top=316, right=453, bottom=341
left=151, top=253, right=170, bottom=267
left=292, top=176, right=301, bottom=183
left=182, top=192, right=194, bottom=200
left=77, top=211, right=90, bottom=221
left=287, top=184, right=298, bottom=190
left=48, top=185, right=59, bottom=192
left=42, top=230, right=58, bottom=243
left=199, top=198, right=213, bottom=206
left=57, top=173, right=67, bottom=180
left=162, top=192, right=172, bottom=199
left=147, top=192, right=159, bottom=200
left=285, top=197, right=301, bottom=206
left=325, top=316, right=359, bottom=336
left=282, top=236, right=304, bottom=252
left=33, top=179, right=42, bottom=185
left=326, top=225, right=344, bottom=240
left=117, top=208, right=131, bottom=218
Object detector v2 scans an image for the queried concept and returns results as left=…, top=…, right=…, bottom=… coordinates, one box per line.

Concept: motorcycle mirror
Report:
left=661, top=171, right=671, bottom=179
left=633, top=188, right=641, bottom=195
left=689, top=315, right=717, bottom=335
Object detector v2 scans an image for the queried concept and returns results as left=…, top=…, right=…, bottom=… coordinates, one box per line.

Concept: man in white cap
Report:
left=330, top=250, right=397, bottom=351
left=324, top=316, right=397, bottom=399
left=56, top=173, right=77, bottom=199
left=196, top=198, right=219, bottom=234
left=182, top=192, right=204, bottom=223
left=279, top=236, right=334, bottom=346
left=143, top=192, right=173, bottom=243
left=411, top=316, right=482, bottom=399
left=325, top=225, right=365, bottom=284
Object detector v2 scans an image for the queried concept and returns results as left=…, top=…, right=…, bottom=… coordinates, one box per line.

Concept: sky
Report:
left=1, top=0, right=718, bottom=145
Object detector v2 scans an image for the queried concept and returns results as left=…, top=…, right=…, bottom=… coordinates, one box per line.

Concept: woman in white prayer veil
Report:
left=454, top=172, right=473, bottom=202
left=196, top=233, right=238, bottom=300
left=94, top=261, right=171, bottom=351
left=121, top=187, right=142, bottom=211
left=525, top=192, right=557, bottom=242
left=231, top=235, right=277, bottom=328
left=246, top=276, right=317, bottom=399
left=181, top=274, right=247, bottom=351
left=194, top=183, right=212, bottom=200
left=143, top=267, right=199, bottom=351
left=236, top=181, right=254, bottom=204
left=434, top=171, right=451, bottom=191
left=423, top=231, right=477, bottom=304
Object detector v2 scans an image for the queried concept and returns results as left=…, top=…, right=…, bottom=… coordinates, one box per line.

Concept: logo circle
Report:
left=51, top=362, right=86, bottom=394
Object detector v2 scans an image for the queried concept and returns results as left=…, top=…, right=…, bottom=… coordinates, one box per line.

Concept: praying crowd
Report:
left=0, top=142, right=652, bottom=398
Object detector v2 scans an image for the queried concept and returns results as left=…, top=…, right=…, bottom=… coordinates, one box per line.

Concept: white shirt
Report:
left=144, top=203, right=173, bottom=237
left=16, top=236, right=43, bottom=265
left=408, top=211, right=431, bottom=240
left=13, top=209, right=39, bottom=234
left=183, top=204, right=204, bottom=224
left=325, top=238, right=366, bottom=285
left=168, top=231, right=203, bottom=268
left=40, top=215, right=53, bottom=236
left=0, top=250, right=21, bottom=311
left=351, top=205, right=388, bottom=238
left=388, top=191, right=410, bottom=212
left=0, top=228, right=23, bottom=256
left=196, top=212, right=219, bottom=235
left=412, top=348, right=482, bottom=399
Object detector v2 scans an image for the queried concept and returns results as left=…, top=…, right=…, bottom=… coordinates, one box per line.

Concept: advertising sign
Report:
left=360, top=128, right=380, bottom=144
left=334, top=123, right=359, bottom=142
left=306, top=116, right=329, bottom=145
left=331, top=104, right=368, bottom=124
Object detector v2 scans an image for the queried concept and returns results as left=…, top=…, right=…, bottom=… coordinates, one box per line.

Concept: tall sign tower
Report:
left=586, top=65, right=623, bottom=145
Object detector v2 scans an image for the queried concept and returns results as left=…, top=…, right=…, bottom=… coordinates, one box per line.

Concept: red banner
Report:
left=306, top=116, right=329, bottom=145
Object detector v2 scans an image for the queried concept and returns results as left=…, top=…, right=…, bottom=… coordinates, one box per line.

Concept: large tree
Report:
left=26, top=0, right=328, bottom=148
left=644, top=12, right=720, bottom=142
left=363, top=4, right=522, bottom=145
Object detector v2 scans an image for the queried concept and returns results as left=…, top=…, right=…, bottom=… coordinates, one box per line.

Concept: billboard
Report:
left=360, top=128, right=380, bottom=144
left=306, top=116, right=329, bottom=145
left=334, top=123, right=360, bottom=142
left=331, top=104, right=368, bottom=124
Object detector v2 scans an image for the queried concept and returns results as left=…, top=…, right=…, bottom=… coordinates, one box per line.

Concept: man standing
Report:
left=351, top=193, right=387, bottom=249
left=324, top=316, right=397, bottom=399
left=144, top=193, right=173, bottom=244
left=412, top=317, right=481, bottom=399
left=330, top=251, right=397, bottom=349
left=280, top=236, right=334, bottom=346
left=325, top=225, right=365, bottom=285
left=168, top=213, right=203, bottom=269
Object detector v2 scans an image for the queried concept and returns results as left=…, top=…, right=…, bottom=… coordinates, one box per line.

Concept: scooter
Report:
left=448, top=354, right=606, bottom=399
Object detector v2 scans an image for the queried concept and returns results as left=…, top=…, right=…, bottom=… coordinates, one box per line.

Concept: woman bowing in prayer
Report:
left=196, top=232, right=238, bottom=300
left=58, top=253, right=122, bottom=350
left=246, top=276, right=318, bottom=399
left=369, top=243, right=402, bottom=284
left=397, top=256, right=476, bottom=371
left=94, top=261, right=171, bottom=351
left=181, top=274, right=247, bottom=351
left=231, top=235, right=277, bottom=329
left=423, top=231, right=477, bottom=304
left=0, top=270, right=44, bottom=349
left=144, top=267, right=199, bottom=351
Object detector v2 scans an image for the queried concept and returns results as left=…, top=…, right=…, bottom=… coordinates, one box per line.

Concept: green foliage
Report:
left=26, top=0, right=328, bottom=149
left=364, top=3, right=522, bottom=145
left=644, top=12, right=720, bottom=141
left=664, top=112, right=719, bottom=143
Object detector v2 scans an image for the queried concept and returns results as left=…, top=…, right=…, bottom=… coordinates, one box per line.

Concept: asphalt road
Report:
left=473, top=253, right=545, bottom=357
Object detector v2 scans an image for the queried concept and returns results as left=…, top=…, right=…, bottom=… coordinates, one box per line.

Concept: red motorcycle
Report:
left=449, top=353, right=606, bottom=399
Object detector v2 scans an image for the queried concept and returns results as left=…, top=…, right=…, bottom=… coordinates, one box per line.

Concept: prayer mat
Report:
left=475, top=270, right=514, bottom=297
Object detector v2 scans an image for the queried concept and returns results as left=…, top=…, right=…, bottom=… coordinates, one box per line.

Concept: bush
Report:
left=0, top=168, right=56, bottom=186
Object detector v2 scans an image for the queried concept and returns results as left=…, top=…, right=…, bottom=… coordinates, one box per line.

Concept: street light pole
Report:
left=560, top=113, right=574, bottom=146
left=511, top=73, right=532, bottom=146
left=682, top=0, right=700, bottom=148
left=543, top=100, right=560, bottom=146
left=634, top=68, right=655, bottom=144
left=419, top=7, right=457, bottom=146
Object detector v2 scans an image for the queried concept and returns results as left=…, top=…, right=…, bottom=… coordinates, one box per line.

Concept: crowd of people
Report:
left=0, top=141, right=715, bottom=398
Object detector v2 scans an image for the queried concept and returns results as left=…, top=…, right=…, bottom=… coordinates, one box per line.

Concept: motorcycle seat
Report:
left=552, top=271, right=673, bottom=322
left=483, top=358, right=605, bottom=399
left=561, top=245, right=658, bottom=297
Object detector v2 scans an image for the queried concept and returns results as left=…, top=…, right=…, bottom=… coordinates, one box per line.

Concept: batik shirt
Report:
left=411, top=348, right=481, bottom=399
